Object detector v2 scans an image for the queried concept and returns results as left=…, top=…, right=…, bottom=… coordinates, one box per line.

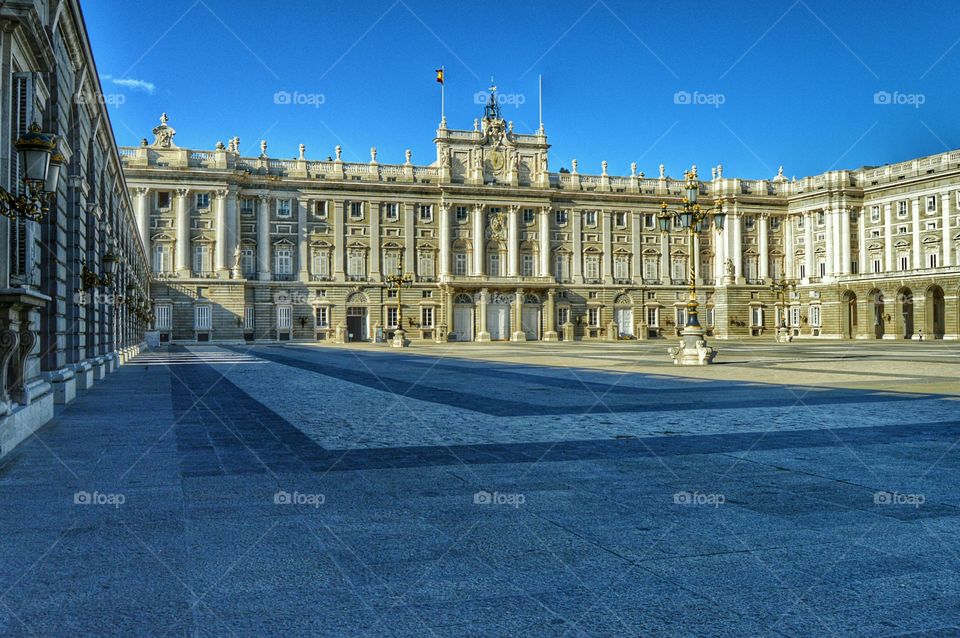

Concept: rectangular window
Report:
left=676, top=307, right=687, bottom=327
left=555, top=210, right=568, bottom=225
left=818, top=260, right=826, bottom=277
left=156, top=192, right=171, bottom=209
left=614, top=257, right=629, bottom=280
left=897, top=201, right=908, bottom=218
left=240, top=198, right=254, bottom=215
left=643, top=257, right=658, bottom=281
left=241, top=248, right=255, bottom=277
left=584, top=211, right=597, bottom=226
left=928, top=252, right=938, bottom=269
left=873, top=258, right=882, bottom=273
left=421, top=307, right=434, bottom=328
left=521, top=254, right=534, bottom=276
left=809, top=305, right=821, bottom=327
left=152, top=245, right=169, bottom=273
left=455, top=206, right=468, bottom=222
left=386, top=307, right=398, bottom=328
left=615, top=212, right=627, bottom=227
left=704, top=307, right=715, bottom=327
left=588, top=307, right=600, bottom=327
left=193, top=244, right=210, bottom=274
left=797, top=215, right=804, bottom=230
left=645, top=214, right=655, bottom=229
left=195, top=193, right=209, bottom=209
left=454, top=253, right=467, bottom=276
left=350, top=201, right=363, bottom=219
left=584, top=255, right=600, bottom=280
left=672, top=259, right=686, bottom=282
left=315, top=306, right=329, bottom=328
left=647, top=307, right=659, bottom=327
left=745, top=216, right=756, bottom=230
left=315, top=200, right=327, bottom=218
left=312, top=250, right=329, bottom=277
left=554, top=254, right=568, bottom=280
left=277, top=306, right=292, bottom=330
left=277, top=199, right=292, bottom=217
left=194, top=305, right=211, bottom=330
left=154, top=304, right=172, bottom=330
left=420, top=204, right=433, bottom=222
left=489, top=253, right=501, bottom=276
left=275, top=247, right=292, bottom=275
left=817, top=212, right=825, bottom=226
left=927, top=196, right=937, bottom=213
left=418, top=252, right=435, bottom=278
left=899, top=255, right=909, bottom=271
left=751, top=306, right=763, bottom=327
left=348, top=251, right=366, bottom=277
left=244, top=306, right=255, bottom=330
left=384, top=203, right=398, bottom=220
left=790, top=306, right=801, bottom=328
left=799, top=263, right=806, bottom=279
left=383, top=252, right=400, bottom=276
left=523, top=208, right=535, bottom=224
left=871, top=206, right=881, bottom=223
left=557, top=307, right=569, bottom=326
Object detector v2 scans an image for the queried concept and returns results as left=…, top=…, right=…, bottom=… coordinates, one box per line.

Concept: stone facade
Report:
left=0, top=0, right=150, bottom=459
left=121, top=96, right=960, bottom=346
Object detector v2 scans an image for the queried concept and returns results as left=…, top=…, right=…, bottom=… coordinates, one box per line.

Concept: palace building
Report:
left=122, top=95, right=960, bottom=345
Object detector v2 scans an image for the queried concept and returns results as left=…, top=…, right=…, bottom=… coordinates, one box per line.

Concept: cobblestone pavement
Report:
left=1, top=341, right=959, bottom=636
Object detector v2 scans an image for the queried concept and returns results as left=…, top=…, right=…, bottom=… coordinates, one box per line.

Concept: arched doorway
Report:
left=345, top=292, right=369, bottom=342
left=841, top=291, right=857, bottom=339
left=613, top=293, right=634, bottom=338
left=451, top=293, right=474, bottom=342
left=926, top=285, right=945, bottom=339
left=869, top=289, right=885, bottom=339
left=897, top=287, right=914, bottom=340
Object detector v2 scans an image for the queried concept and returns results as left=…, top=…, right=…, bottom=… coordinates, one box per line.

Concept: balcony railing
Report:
left=273, top=273, right=295, bottom=282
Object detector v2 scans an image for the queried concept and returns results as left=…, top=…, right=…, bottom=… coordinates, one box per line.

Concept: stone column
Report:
left=857, top=208, right=867, bottom=275
left=602, top=210, right=613, bottom=284
left=369, top=200, right=381, bottom=280
left=472, top=204, right=485, bottom=276
left=511, top=288, right=525, bottom=341
left=803, top=212, right=814, bottom=282
left=134, top=187, right=150, bottom=257
left=476, top=288, right=490, bottom=342
left=439, top=201, right=451, bottom=278
left=840, top=206, right=851, bottom=275
left=758, top=213, right=769, bottom=282
left=333, top=200, right=345, bottom=280
left=714, top=220, right=727, bottom=284
left=631, top=211, right=642, bottom=281
left=784, top=215, right=795, bottom=279
left=214, top=189, right=227, bottom=275
left=824, top=208, right=835, bottom=278
left=883, top=202, right=893, bottom=272
left=911, top=197, right=922, bottom=269
left=404, top=202, right=415, bottom=277
left=943, top=192, right=953, bottom=268
left=257, top=195, right=271, bottom=281
left=539, top=206, right=551, bottom=277
left=175, top=188, right=190, bottom=275
left=298, top=198, right=309, bottom=282
left=660, top=233, right=670, bottom=284
left=544, top=288, right=558, bottom=341
left=731, top=212, right=743, bottom=284
left=572, top=210, right=583, bottom=283
left=226, top=188, right=238, bottom=276
left=508, top=205, right=520, bottom=277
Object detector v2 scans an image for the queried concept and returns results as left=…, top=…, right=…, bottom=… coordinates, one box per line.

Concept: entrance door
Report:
left=615, top=308, right=633, bottom=338
left=346, top=307, right=367, bottom=342
left=453, top=306, right=474, bottom=342
left=487, top=304, right=509, bottom=340
left=521, top=306, right=540, bottom=340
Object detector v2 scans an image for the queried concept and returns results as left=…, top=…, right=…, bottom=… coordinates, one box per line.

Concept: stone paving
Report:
left=1, top=340, right=959, bottom=636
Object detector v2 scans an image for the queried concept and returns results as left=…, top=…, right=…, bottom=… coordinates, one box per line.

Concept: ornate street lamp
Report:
left=384, top=267, right=413, bottom=348
left=658, top=166, right=726, bottom=365
left=80, top=249, right=121, bottom=291
left=0, top=123, right=61, bottom=221
left=770, top=278, right=798, bottom=342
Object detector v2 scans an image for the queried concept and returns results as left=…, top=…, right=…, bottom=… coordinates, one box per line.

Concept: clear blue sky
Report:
left=82, top=0, right=960, bottom=179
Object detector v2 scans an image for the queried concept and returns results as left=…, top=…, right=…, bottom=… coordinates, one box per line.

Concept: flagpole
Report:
left=538, top=74, right=543, bottom=133
left=441, top=65, right=446, bottom=127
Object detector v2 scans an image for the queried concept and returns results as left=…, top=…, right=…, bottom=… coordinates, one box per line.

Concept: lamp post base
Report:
left=668, top=326, right=717, bottom=365
left=391, top=329, right=409, bottom=348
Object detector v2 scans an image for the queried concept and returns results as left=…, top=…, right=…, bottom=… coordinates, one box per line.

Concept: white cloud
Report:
left=101, top=75, right=156, bottom=94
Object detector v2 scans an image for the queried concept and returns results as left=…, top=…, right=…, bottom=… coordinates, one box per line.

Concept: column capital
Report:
left=213, top=189, right=228, bottom=200
left=132, top=187, right=150, bottom=197
left=473, top=203, right=484, bottom=214
left=257, top=194, right=270, bottom=203
left=175, top=188, right=190, bottom=198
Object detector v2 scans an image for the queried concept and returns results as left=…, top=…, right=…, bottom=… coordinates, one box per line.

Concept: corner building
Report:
left=123, top=97, right=960, bottom=345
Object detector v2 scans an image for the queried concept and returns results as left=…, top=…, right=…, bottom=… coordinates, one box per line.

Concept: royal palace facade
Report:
left=123, top=97, right=960, bottom=346
left=0, top=0, right=150, bottom=459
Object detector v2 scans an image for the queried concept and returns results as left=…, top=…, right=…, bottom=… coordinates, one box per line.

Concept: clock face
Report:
left=489, top=150, right=504, bottom=172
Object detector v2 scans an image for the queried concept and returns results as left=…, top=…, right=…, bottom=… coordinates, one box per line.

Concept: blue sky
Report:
left=83, top=0, right=960, bottom=179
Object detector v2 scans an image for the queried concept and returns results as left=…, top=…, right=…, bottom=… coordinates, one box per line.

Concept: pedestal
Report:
left=391, top=328, right=409, bottom=348
left=668, top=326, right=717, bottom=365
left=511, top=331, right=526, bottom=342
left=476, top=331, right=491, bottom=342
left=562, top=322, right=574, bottom=342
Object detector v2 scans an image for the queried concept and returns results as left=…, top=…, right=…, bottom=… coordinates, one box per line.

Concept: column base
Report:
left=391, top=329, right=409, bottom=348
left=476, top=331, right=491, bottom=342
left=0, top=393, right=54, bottom=460
left=511, top=331, right=526, bottom=342
left=44, top=368, right=77, bottom=405
left=543, top=331, right=559, bottom=342
left=668, top=328, right=717, bottom=365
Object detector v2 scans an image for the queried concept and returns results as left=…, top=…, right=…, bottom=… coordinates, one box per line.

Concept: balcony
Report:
left=273, top=273, right=295, bottom=282
left=191, top=270, right=217, bottom=278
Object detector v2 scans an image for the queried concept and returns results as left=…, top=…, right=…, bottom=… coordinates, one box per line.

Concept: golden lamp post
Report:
left=385, top=269, right=413, bottom=347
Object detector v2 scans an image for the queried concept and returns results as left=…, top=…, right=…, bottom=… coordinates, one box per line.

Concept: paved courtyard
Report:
left=2, top=340, right=960, bottom=636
